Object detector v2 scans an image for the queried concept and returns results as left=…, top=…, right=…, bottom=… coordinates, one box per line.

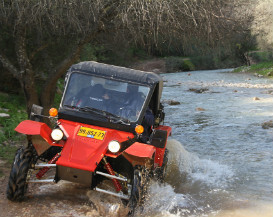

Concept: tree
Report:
left=0, top=0, right=252, bottom=114
left=0, top=0, right=108, bottom=113
left=252, top=0, right=273, bottom=49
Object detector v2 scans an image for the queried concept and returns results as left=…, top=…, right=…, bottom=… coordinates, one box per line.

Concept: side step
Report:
left=35, top=164, right=56, bottom=168
left=95, top=187, right=129, bottom=200
left=27, top=179, right=55, bottom=183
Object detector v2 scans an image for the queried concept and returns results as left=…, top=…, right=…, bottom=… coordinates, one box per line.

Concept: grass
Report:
left=233, top=62, right=273, bottom=76
left=0, top=92, right=28, bottom=174
left=0, top=144, right=18, bottom=164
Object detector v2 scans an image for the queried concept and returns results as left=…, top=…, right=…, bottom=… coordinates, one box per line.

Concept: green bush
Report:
left=190, top=55, right=215, bottom=70
left=248, top=51, right=273, bottom=63
left=183, top=59, right=195, bottom=71
left=233, top=62, right=273, bottom=76
left=0, top=93, right=27, bottom=170
left=165, top=56, right=195, bottom=73
left=0, top=93, right=27, bottom=144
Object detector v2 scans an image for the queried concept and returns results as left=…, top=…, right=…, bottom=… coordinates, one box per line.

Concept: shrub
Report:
left=165, top=56, right=195, bottom=73
left=0, top=93, right=27, bottom=144
left=247, top=51, right=273, bottom=63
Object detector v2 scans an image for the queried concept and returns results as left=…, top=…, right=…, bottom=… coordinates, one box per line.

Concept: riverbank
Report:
left=131, top=58, right=273, bottom=80
left=233, top=62, right=273, bottom=77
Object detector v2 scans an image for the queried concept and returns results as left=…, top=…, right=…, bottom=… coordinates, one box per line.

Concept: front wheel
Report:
left=128, top=166, right=149, bottom=215
left=6, top=145, right=36, bottom=201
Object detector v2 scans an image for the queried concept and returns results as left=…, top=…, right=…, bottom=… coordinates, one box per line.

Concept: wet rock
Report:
left=253, top=97, right=260, bottom=101
left=196, top=107, right=205, bottom=111
left=233, top=90, right=238, bottom=93
left=164, top=100, right=180, bottom=105
left=187, top=73, right=191, bottom=76
left=267, top=71, right=273, bottom=76
left=254, top=73, right=264, bottom=77
left=262, top=120, right=273, bottom=129
left=261, top=89, right=273, bottom=95
left=0, top=108, right=9, bottom=112
left=188, top=88, right=209, bottom=93
left=0, top=113, right=10, bottom=118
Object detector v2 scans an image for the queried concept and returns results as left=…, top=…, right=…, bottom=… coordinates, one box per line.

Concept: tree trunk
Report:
left=0, top=30, right=39, bottom=115
left=15, top=27, right=39, bottom=114
left=40, top=35, right=98, bottom=113
left=40, top=45, right=83, bottom=113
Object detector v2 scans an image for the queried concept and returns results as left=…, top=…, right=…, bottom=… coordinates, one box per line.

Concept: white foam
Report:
left=142, top=181, right=190, bottom=215
left=166, top=139, right=234, bottom=188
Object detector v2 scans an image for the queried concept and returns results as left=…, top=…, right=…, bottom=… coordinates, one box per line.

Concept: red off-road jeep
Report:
left=6, top=61, right=171, bottom=211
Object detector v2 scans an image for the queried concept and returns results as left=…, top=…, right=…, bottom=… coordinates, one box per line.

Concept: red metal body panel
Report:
left=56, top=119, right=134, bottom=172
left=15, top=120, right=54, bottom=145
left=125, top=142, right=155, bottom=158
left=15, top=120, right=171, bottom=171
left=154, top=125, right=172, bottom=167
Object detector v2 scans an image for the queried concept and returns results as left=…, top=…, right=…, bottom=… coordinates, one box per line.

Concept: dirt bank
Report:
left=130, top=58, right=166, bottom=74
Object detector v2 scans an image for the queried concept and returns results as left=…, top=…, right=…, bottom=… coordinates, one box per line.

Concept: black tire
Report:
left=6, top=145, right=36, bottom=201
left=129, top=169, right=141, bottom=209
left=128, top=167, right=149, bottom=215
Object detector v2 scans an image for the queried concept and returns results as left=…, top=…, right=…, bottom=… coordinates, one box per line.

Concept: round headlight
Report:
left=51, top=129, right=64, bottom=141
left=108, top=140, right=121, bottom=153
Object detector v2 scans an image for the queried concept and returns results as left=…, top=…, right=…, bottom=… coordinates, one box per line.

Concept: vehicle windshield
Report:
left=62, top=72, right=150, bottom=122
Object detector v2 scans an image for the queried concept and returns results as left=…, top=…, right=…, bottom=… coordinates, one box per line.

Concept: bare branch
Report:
left=0, top=52, right=20, bottom=79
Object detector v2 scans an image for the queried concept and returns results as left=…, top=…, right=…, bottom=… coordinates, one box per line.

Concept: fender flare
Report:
left=125, top=142, right=156, bottom=158
left=15, top=120, right=54, bottom=145
left=153, top=125, right=172, bottom=167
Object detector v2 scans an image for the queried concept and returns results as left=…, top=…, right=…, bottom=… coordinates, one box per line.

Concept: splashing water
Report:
left=137, top=139, right=235, bottom=217
left=82, top=138, right=235, bottom=217
left=166, top=139, right=234, bottom=189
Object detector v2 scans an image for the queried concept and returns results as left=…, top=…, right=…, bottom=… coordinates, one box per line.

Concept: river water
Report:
left=140, top=69, right=273, bottom=217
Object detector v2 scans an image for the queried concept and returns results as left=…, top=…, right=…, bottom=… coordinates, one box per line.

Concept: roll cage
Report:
left=58, top=61, right=164, bottom=132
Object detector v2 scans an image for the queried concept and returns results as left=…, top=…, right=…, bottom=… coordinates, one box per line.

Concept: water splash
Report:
left=166, top=139, right=234, bottom=189
left=141, top=182, right=192, bottom=216
left=138, top=139, right=236, bottom=217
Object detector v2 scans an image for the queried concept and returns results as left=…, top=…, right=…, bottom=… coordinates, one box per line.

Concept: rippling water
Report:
left=139, top=69, right=273, bottom=217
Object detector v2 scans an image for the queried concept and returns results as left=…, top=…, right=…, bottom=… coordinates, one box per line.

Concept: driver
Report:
left=121, top=84, right=144, bottom=119
left=72, top=77, right=108, bottom=110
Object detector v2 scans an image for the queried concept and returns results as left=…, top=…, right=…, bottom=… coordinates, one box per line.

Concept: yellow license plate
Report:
left=77, top=127, right=106, bottom=140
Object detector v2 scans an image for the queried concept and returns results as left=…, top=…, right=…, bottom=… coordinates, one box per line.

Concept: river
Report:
left=140, top=69, right=273, bottom=216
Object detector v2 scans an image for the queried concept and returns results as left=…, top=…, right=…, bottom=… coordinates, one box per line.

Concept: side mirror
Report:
left=150, top=129, right=167, bottom=148
left=29, top=104, right=44, bottom=122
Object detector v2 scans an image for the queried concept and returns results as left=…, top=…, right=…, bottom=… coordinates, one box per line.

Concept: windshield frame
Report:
left=59, top=71, right=153, bottom=125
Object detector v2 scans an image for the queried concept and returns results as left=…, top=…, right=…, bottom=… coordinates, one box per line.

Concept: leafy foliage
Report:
left=233, top=62, right=273, bottom=76
left=165, top=57, right=195, bottom=73
left=0, top=93, right=27, bottom=143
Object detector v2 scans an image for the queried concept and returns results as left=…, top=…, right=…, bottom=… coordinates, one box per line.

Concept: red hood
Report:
left=56, top=119, right=134, bottom=172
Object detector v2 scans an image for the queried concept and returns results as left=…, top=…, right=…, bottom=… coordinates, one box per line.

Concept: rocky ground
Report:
left=0, top=169, right=128, bottom=217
